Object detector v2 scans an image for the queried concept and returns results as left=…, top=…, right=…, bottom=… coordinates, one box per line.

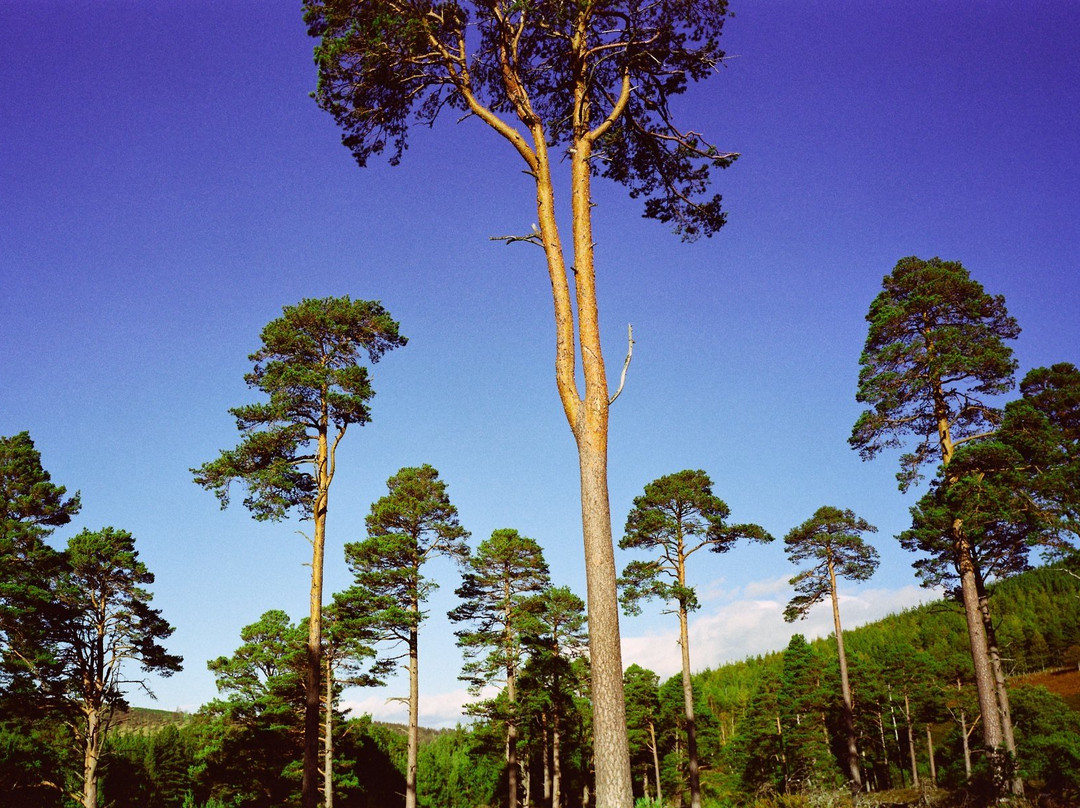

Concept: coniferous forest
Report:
left=4, top=3, right=1079, bottom=808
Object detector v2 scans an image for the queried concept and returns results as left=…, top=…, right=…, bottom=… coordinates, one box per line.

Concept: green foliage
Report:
left=305, top=0, right=738, bottom=239
left=450, top=528, right=550, bottom=697
left=339, top=464, right=469, bottom=654
left=417, top=725, right=502, bottom=808
left=193, top=296, right=405, bottom=520
left=0, top=431, right=80, bottom=701
left=782, top=506, right=878, bottom=623
left=850, top=256, right=1020, bottom=491
left=620, top=469, right=771, bottom=616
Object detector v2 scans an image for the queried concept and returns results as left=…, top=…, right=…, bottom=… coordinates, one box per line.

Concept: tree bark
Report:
left=553, top=708, right=563, bottom=808
left=925, top=724, right=937, bottom=787
left=677, top=603, right=701, bottom=808
left=325, top=657, right=334, bottom=808
left=543, top=714, right=552, bottom=805
left=829, top=560, right=862, bottom=794
left=406, top=612, right=420, bottom=808
left=303, top=426, right=330, bottom=808
left=649, top=719, right=663, bottom=807
left=564, top=134, right=633, bottom=808
left=903, top=693, right=919, bottom=787
left=507, top=663, right=519, bottom=808
left=976, top=582, right=1023, bottom=797
left=953, top=524, right=1006, bottom=785
left=82, top=707, right=100, bottom=808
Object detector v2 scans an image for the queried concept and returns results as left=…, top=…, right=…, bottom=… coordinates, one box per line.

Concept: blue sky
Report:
left=2, top=1, right=1078, bottom=727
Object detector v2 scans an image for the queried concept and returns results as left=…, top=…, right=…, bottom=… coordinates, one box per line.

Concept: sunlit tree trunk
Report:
left=82, top=707, right=101, bottom=808
left=976, top=582, right=1023, bottom=796
left=324, top=657, right=334, bottom=808
left=304, top=424, right=330, bottom=808
left=406, top=601, right=420, bottom=808
left=677, top=596, right=701, bottom=808
left=828, top=559, right=861, bottom=793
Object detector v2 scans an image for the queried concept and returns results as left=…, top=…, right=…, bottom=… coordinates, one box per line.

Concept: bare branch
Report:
left=608, top=324, right=634, bottom=405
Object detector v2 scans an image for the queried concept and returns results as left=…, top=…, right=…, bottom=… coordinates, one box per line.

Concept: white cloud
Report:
left=623, top=583, right=940, bottom=678
left=341, top=685, right=498, bottom=730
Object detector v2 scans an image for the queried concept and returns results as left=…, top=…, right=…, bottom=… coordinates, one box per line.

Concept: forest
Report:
left=4, top=2, right=1079, bottom=808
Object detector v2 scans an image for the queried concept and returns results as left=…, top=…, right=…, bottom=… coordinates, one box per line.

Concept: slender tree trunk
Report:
left=325, top=658, right=334, bottom=808
left=953, top=524, right=1006, bottom=785
left=406, top=616, right=420, bottom=808
left=925, top=724, right=936, bottom=787
left=903, top=693, right=919, bottom=787
left=960, top=709, right=973, bottom=782
left=887, top=685, right=906, bottom=787
left=543, top=714, right=552, bottom=806
left=877, top=711, right=891, bottom=789
left=82, top=707, right=101, bottom=808
left=553, top=711, right=563, bottom=808
left=677, top=602, right=701, bottom=808
left=828, top=561, right=862, bottom=794
left=523, top=750, right=531, bottom=808
left=976, top=583, right=1023, bottom=797
left=649, top=719, right=663, bottom=807
left=508, top=664, right=519, bottom=808
left=303, top=428, right=330, bottom=808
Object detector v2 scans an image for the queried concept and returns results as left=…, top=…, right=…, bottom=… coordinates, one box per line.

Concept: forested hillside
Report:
left=4, top=563, right=1078, bottom=807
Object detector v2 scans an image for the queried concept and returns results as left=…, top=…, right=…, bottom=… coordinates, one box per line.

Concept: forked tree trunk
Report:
left=960, top=708, right=973, bottom=781
left=976, top=583, right=1023, bottom=797
left=649, top=719, right=663, bottom=807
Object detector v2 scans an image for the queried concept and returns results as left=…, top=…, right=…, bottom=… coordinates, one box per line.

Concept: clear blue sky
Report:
left=2, top=1, right=1078, bottom=726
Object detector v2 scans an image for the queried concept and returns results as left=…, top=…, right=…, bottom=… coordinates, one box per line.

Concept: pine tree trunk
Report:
left=925, top=724, right=936, bottom=787
left=976, top=584, right=1023, bottom=797
left=507, top=664, right=519, bottom=808
left=82, top=707, right=101, bottom=808
left=960, top=708, right=972, bottom=781
left=325, top=658, right=334, bottom=808
left=553, top=709, right=563, bottom=808
left=876, top=711, right=892, bottom=789
left=903, top=693, right=919, bottom=787
left=954, top=524, right=1006, bottom=785
left=406, top=616, right=420, bottom=808
left=649, top=719, right=663, bottom=807
left=303, top=428, right=330, bottom=808
left=543, top=714, right=552, bottom=805
left=677, top=602, right=701, bottom=808
left=829, top=561, right=862, bottom=793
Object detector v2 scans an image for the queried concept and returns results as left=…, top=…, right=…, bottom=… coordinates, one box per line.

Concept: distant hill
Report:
left=693, top=562, right=1080, bottom=711
left=113, top=706, right=192, bottom=734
